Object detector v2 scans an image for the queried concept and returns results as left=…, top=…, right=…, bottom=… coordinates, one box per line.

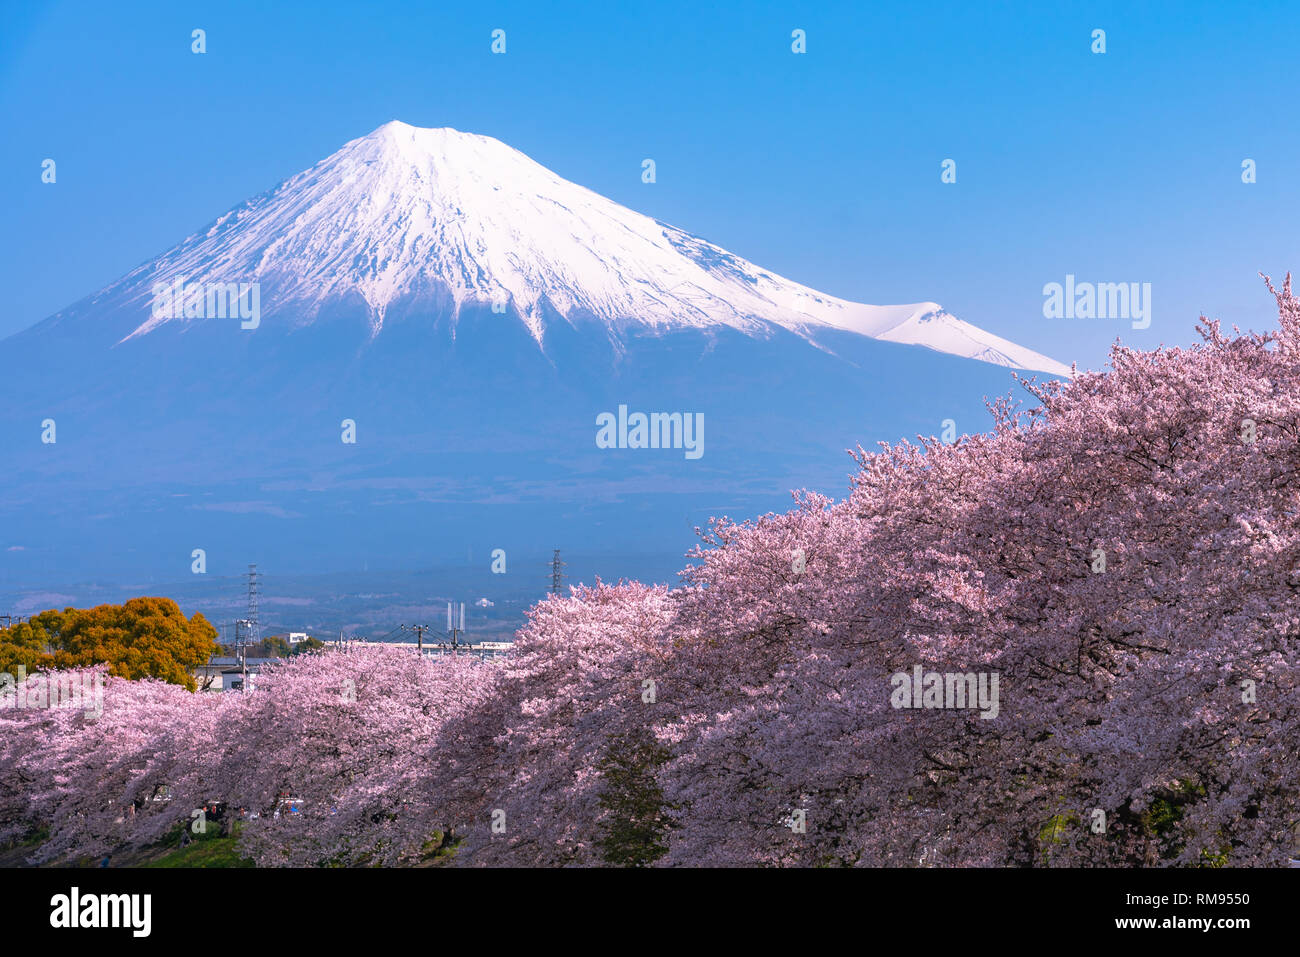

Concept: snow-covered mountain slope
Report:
left=111, top=120, right=1069, bottom=376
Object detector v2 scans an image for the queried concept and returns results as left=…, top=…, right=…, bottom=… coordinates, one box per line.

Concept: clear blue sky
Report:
left=3, top=0, right=1298, bottom=369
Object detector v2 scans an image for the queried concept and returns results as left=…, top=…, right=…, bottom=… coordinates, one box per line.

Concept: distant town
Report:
left=185, top=559, right=568, bottom=691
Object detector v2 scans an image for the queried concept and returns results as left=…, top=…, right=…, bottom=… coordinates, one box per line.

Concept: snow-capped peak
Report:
left=120, top=121, right=1071, bottom=376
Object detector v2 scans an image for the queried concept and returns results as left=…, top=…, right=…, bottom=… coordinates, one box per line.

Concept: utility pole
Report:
left=234, top=564, right=261, bottom=686
left=550, top=548, right=565, bottom=596
left=397, top=624, right=434, bottom=655
left=244, top=564, right=256, bottom=688
left=402, top=624, right=430, bottom=655
left=246, top=564, right=260, bottom=645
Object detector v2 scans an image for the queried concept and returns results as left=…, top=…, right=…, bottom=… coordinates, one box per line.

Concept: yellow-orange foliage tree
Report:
left=0, top=597, right=218, bottom=690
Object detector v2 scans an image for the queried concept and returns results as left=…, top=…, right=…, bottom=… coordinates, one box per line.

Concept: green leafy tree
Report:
left=255, top=636, right=292, bottom=658
left=595, top=729, right=675, bottom=867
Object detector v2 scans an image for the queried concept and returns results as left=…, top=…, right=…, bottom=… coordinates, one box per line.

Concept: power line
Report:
left=400, top=623, right=432, bottom=654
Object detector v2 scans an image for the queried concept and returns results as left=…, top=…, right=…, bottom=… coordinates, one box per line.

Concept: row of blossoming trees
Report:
left=4, top=279, right=1299, bottom=867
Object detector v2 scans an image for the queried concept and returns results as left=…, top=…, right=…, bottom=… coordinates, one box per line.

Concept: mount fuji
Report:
left=1, top=121, right=1071, bottom=588
left=109, top=121, right=1069, bottom=375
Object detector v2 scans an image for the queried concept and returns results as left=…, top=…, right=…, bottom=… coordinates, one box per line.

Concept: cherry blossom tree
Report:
left=441, top=581, right=677, bottom=866
left=209, top=645, right=500, bottom=867
left=649, top=275, right=1300, bottom=867
left=6, top=277, right=1299, bottom=868
left=2, top=669, right=221, bottom=864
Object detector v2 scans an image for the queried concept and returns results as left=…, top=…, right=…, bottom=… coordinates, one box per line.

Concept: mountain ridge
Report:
left=21, top=120, right=1069, bottom=376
